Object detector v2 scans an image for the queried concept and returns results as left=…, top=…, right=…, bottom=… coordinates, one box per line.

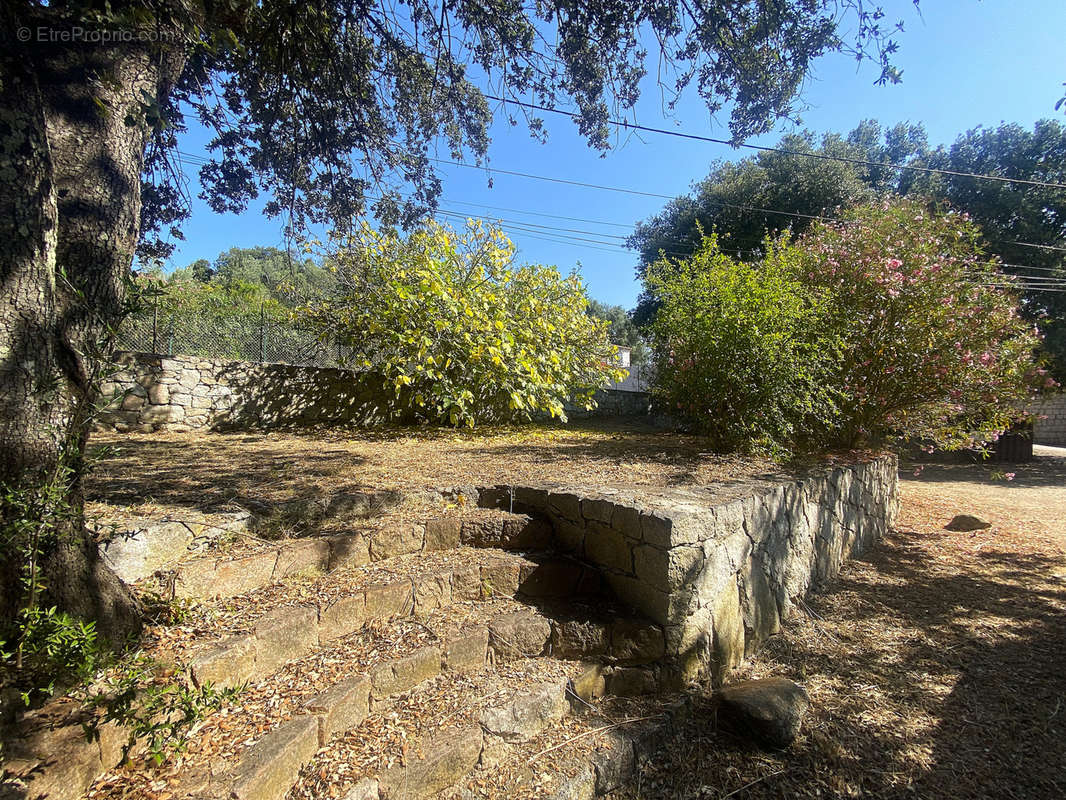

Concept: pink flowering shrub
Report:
left=647, top=198, right=1049, bottom=453
left=798, top=198, right=1047, bottom=451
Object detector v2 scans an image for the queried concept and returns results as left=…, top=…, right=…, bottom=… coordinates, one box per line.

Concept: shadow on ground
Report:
left=623, top=524, right=1066, bottom=799
left=84, top=435, right=372, bottom=512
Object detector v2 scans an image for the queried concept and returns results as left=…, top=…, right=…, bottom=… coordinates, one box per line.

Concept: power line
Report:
left=995, top=240, right=1066, bottom=253
left=439, top=198, right=633, bottom=230
left=482, top=93, right=1066, bottom=191
left=425, top=154, right=852, bottom=226
left=175, top=151, right=1066, bottom=272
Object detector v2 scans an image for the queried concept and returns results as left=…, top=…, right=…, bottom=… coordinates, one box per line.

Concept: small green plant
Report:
left=140, top=592, right=196, bottom=626
left=0, top=465, right=108, bottom=704
left=85, top=654, right=243, bottom=765
left=0, top=606, right=103, bottom=705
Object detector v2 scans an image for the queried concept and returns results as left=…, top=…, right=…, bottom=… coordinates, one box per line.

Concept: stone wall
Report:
left=479, top=454, right=899, bottom=686
left=1033, top=393, right=1066, bottom=445
left=97, top=352, right=653, bottom=432
left=97, top=352, right=395, bottom=432
left=566, top=389, right=652, bottom=419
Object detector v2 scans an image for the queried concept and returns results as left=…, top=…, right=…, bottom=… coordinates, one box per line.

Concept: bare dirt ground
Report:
left=82, top=428, right=1066, bottom=798
left=621, top=450, right=1066, bottom=800
left=84, top=422, right=780, bottom=514
left=83, top=422, right=780, bottom=509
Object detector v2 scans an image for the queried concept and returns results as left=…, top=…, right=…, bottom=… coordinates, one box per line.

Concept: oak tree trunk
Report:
left=1, top=6, right=187, bottom=647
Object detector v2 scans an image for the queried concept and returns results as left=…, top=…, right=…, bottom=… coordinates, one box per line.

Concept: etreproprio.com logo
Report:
left=17, top=26, right=181, bottom=44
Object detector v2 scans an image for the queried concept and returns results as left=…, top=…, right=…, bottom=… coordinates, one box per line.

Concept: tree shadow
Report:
left=901, top=457, right=1066, bottom=489
left=83, top=435, right=370, bottom=514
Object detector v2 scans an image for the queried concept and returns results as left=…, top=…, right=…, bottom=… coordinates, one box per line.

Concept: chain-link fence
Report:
left=113, top=299, right=654, bottom=383
left=113, top=302, right=350, bottom=368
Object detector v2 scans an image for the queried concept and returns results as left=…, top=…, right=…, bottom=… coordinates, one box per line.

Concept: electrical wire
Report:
left=482, top=93, right=1066, bottom=191
left=173, top=151, right=1066, bottom=289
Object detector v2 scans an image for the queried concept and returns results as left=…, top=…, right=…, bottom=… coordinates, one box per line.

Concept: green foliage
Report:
left=649, top=199, right=1049, bottom=454
left=86, top=655, right=241, bottom=765
left=168, top=247, right=337, bottom=307
left=299, top=220, right=625, bottom=427
left=647, top=235, right=841, bottom=453
left=586, top=300, right=649, bottom=365
left=630, top=122, right=929, bottom=324
left=632, top=118, right=1066, bottom=376
left=0, top=607, right=102, bottom=705
left=795, top=198, right=1049, bottom=451
left=122, top=268, right=325, bottom=363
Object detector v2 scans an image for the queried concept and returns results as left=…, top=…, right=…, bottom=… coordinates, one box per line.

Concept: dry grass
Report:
left=619, top=453, right=1066, bottom=800
left=84, top=421, right=777, bottom=516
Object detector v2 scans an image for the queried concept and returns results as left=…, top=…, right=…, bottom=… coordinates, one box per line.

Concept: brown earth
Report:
left=83, top=421, right=781, bottom=516
left=619, top=451, right=1066, bottom=800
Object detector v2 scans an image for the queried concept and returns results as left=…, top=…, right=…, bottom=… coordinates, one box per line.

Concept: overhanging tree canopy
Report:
left=0, top=0, right=916, bottom=640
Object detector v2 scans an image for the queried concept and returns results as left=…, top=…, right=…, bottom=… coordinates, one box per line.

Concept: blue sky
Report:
left=167, top=0, right=1066, bottom=308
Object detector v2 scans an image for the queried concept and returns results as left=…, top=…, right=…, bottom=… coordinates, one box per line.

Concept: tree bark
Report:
left=1, top=5, right=188, bottom=647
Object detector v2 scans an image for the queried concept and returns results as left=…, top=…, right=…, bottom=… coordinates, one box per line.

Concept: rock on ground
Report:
left=717, top=677, right=810, bottom=749
left=944, top=514, right=992, bottom=532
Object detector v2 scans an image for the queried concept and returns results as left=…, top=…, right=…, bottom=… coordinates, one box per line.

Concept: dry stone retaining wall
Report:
left=478, top=454, right=899, bottom=686
left=96, top=352, right=652, bottom=432
left=97, top=351, right=396, bottom=431
left=1034, top=393, right=1066, bottom=445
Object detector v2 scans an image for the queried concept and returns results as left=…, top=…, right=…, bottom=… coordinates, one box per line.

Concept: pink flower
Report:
left=1006, top=472, right=1016, bottom=481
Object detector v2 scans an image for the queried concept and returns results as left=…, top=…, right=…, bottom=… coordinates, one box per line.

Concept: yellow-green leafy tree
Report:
left=300, top=221, right=625, bottom=426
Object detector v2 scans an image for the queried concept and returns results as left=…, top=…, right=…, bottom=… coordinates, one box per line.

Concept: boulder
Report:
left=99, top=519, right=194, bottom=583
left=944, top=514, right=992, bottom=532
left=717, top=676, right=809, bottom=749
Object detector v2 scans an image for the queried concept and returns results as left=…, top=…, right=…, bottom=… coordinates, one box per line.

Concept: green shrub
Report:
left=646, top=234, right=841, bottom=453
left=647, top=199, right=1049, bottom=453
left=298, top=220, right=625, bottom=426
left=0, top=606, right=102, bottom=704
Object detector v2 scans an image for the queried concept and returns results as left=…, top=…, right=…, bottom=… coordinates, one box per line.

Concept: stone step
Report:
left=446, top=693, right=694, bottom=800
left=79, top=612, right=590, bottom=800
left=10, top=576, right=656, bottom=800
left=5, top=543, right=664, bottom=800
left=179, top=551, right=669, bottom=700
left=146, top=507, right=549, bottom=601
left=286, top=657, right=601, bottom=800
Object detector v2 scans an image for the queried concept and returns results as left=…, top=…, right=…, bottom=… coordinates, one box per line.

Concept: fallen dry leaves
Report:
left=615, top=454, right=1066, bottom=800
